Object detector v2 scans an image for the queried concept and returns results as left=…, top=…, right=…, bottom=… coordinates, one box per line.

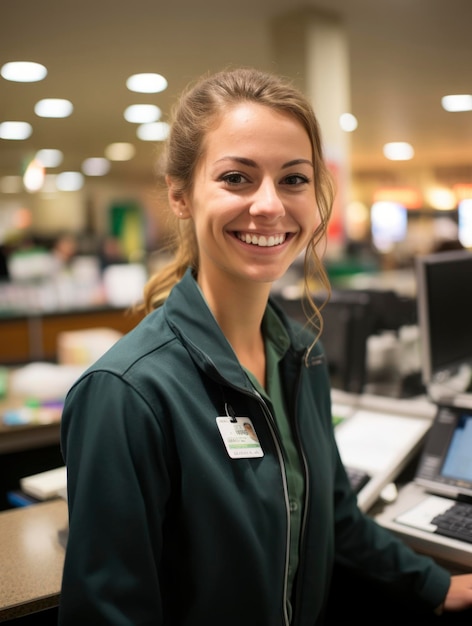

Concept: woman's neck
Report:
left=198, top=273, right=271, bottom=387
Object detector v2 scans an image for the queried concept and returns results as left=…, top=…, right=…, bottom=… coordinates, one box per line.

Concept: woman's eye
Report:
left=283, top=174, right=310, bottom=185
left=221, top=172, right=247, bottom=185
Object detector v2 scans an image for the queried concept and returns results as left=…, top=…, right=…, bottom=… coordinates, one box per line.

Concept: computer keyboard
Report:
left=431, top=501, right=472, bottom=544
left=345, top=466, right=371, bottom=494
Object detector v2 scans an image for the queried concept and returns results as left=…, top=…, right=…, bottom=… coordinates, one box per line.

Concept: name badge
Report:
left=216, top=416, right=264, bottom=459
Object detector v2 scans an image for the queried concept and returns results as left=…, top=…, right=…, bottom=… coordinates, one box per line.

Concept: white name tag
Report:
left=216, top=416, right=264, bottom=459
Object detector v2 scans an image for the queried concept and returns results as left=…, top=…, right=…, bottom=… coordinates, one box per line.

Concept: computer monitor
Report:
left=415, top=403, right=472, bottom=499
left=272, top=290, right=374, bottom=394
left=415, top=249, right=472, bottom=389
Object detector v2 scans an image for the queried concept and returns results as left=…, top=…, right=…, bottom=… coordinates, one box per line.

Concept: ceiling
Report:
left=2, top=0, right=472, bottom=191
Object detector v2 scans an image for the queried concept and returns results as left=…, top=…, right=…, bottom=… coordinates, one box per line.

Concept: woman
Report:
left=59, top=68, right=472, bottom=625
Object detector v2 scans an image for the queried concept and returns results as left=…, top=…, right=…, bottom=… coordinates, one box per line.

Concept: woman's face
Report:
left=169, top=102, right=320, bottom=292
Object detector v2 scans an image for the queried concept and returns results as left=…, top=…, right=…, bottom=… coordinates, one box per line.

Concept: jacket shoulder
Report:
left=80, top=308, right=176, bottom=377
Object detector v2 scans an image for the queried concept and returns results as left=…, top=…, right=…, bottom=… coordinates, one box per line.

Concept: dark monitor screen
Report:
left=415, top=249, right=472, bottom=387
left=272, top=290, right=374, bottom=394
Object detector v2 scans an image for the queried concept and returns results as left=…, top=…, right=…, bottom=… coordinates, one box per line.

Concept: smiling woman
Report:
left=143, top=69, right=334, bottom=323
left=59, top=68, right=472, bottom=626
left=165, top=101, right=319, bottom=310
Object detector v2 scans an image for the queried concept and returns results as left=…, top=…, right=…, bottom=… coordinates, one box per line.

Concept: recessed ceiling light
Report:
left=36, top=149, right=63, bottom=168
left=124, top=104, right=161, bottom=124
left=382, top=142, right=414, bottom=161
left=441, top=94, right=472, bottom=112
left=56, top=171, right=84, bottom=191
left=82, top=158, right=111, bottom=176
left=34, top=99, right=73, bottom=118
left=105, top=142, right=136, bottom=161
left=137, top=121, right=170, bottom=141
left=0, top=121, right=33, bottom=140
left=126, top=73, right=168, bottom=94
left=1, top=61, right=47, bottom=82
left=339, top=113, right=358, bottom=132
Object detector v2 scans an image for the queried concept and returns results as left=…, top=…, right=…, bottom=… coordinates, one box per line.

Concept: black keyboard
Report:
left=431, top=501, right=472, bottom=544
left=345, top=466, right=371, bottom=493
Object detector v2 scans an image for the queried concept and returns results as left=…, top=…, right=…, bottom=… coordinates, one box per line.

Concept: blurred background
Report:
left=1, top=0, right=472, bottom=304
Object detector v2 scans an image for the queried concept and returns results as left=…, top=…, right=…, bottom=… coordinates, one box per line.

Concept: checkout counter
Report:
left=0, top=303, right=143, bottom=622
left=0, top=396, right=65, bottom=622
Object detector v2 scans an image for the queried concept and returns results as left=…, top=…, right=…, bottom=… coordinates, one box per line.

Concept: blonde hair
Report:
left=141, top=67, right=335, bottom=338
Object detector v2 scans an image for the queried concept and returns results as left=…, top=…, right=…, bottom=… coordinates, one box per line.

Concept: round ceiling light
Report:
left=0, top=121, right=33, bottom=140
left=1, top=61, right=47, bottom=82
left=126, top=73, right=168, bottom=94
left=34, top=99, right=74, bottom=118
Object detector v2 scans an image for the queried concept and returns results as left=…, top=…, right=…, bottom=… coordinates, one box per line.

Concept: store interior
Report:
left=2, top=0, right=472, bottom=279
left=2, top=1, right=472, bottom=622
left=2, top=0, right=471, bottom=393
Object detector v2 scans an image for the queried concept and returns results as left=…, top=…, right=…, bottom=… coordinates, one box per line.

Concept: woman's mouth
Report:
left=235, top=232, right=287, bottom=247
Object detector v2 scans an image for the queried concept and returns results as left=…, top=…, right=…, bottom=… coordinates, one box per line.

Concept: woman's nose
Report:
left=249, top=179, right=285, bottom=218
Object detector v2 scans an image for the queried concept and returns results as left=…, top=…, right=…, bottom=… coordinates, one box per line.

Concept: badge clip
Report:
left=225, top=402, right=237, bottom=423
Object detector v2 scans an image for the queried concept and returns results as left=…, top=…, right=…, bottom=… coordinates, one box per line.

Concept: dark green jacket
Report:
left=59, top=269, right=450, bottom=625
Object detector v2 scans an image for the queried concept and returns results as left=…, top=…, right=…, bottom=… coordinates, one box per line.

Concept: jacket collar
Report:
left=163, top=268, right=254, bottom=391
left=163, top=268, right=316, bottom=388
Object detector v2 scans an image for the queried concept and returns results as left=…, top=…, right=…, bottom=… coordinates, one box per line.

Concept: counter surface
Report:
left=0, top=499, right=67, bottom=621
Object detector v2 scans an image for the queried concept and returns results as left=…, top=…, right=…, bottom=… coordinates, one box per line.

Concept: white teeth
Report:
left=237, top=233, right=286, bottom=247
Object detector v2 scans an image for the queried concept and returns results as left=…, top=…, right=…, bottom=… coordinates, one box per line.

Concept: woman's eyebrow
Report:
left=215, top=156, right=257, bottom=167
left=282, top=158, right=314, bottom=169
left=215, top=156, right=314, bottom=169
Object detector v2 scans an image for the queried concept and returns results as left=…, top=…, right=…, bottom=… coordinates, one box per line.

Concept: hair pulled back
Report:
left=142, top=67, right=335, bottom=338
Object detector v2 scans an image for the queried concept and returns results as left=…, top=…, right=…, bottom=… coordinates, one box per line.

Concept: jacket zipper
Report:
left=290, top=354, right=311, bottom=625
left=239, top=386, right=292, bottom=626
left=291, top=349, right=326, bottom=624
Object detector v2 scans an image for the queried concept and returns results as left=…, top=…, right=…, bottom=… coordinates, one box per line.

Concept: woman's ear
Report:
left=167, top=176, right=191, bottom=219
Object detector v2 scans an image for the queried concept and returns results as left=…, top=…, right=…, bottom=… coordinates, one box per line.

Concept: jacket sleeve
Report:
left=331, top=444, right=451, bottom=612
left=59, top=370, right=172, bottom=625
